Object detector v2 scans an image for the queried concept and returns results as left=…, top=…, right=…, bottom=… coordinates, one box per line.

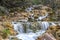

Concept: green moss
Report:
left=1, top=29, right=11, bottom=39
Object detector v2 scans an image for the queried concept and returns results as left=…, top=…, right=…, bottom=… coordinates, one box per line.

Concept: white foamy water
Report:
left=12, top=22, right=24, bottom=34
left=9, top=7, right=50, bottom=40
left=10, top=21, right=49, bottom=40
left=38, top=13, right=48, bottom=20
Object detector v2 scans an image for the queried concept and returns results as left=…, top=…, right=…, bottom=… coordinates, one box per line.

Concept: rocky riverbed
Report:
left=0, top=5, right=59, bottom=40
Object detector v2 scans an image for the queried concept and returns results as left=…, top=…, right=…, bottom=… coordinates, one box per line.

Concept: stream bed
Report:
left=9, top=21, right=50, bottom=40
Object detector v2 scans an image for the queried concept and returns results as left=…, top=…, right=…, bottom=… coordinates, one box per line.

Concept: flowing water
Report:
left=9, top=21, right=50, bottom=40
left=9, top=7, right=53, bottom=40
left=37, top=13, right=48, bottom=20
left=10, top=22, right=57, bottom=40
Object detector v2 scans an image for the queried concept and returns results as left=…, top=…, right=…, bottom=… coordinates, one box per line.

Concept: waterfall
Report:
left=9, top=6, right=50, bottom=40
left=12, top=22, right=24, bottom=34
left=41, top=21, right=49, bottom=30
left=9, top=21, right=50, bottom=40
left=38, top=13, right=48, bottom=20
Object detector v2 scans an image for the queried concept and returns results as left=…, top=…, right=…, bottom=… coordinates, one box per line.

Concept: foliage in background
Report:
left=0, top=6, right=9, bottom=16
left=32, top=0, right=41, bottom=5
left=0, top=0, right=32, bottom=13
left=0, top=0, right=60, bottom=21
left=0, top=0, right=60, bottom=12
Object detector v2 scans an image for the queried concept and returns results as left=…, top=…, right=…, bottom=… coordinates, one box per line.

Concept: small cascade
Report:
left=12, top=22, right=24, bottom=34
left=9, top=6, right=50, bottom=40
left=9, top=21, right=50, bottom=40
left=37, top=13, right=48, bottom=20
left=41, top=21, right=49, bottom=30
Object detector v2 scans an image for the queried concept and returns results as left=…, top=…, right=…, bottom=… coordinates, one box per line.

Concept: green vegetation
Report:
left=32, top=0, right=41, bottom=5
left=0, top=0, right=60, bottom=20
left=1, top=29, right=10, bottom=39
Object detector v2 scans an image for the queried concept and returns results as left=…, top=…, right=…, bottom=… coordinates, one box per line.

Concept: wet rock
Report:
left=9, top=37, right=19, bottom=40
left=56, top=30, right=60, bottom=40
left=0, top=24, right=4, bottom=31
left=0, top=6, right=9, bottom=16
left=47, top=24, right=60, bottom=40
left=37, top=33, right=56, bottom=40
left=2, top=21, right=17, bottom=35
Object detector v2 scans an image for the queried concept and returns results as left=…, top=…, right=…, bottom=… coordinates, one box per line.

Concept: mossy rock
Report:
left=0, top=6, right=9, bottom=16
